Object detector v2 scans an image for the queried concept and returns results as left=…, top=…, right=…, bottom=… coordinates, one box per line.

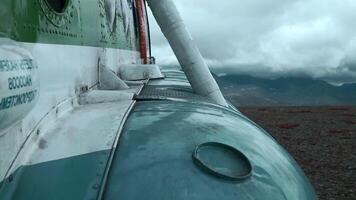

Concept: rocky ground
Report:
left=239, top=106, right=356, bottom=200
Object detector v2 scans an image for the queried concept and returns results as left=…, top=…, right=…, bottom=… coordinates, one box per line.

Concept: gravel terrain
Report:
left=239, top=107, right=356, bottom=200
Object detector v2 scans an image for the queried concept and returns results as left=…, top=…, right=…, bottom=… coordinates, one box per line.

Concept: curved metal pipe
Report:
left=146, top=0, right=228, bottom=106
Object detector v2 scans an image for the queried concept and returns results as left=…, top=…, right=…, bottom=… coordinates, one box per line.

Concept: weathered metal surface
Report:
left=95, top=70, right=316, bottom=199
left=0, top=38, right=39, bottom=131
left=8, top=100, right=135, bottom=175
left=78, top=90, right=137, bottom=105
left=0, top=99, right=136, bottom=199
left=192, top=142, right=253, bottom=181
left=119, top=64, right=164, bottom=81
left=0, top=42, right=139, bottom=180
left=0, top=150, right=110, bottom=200
left=0, top=0, right=139, bottom=49
left=0, top=1, right=318, bottom=199
left=0, top=0, right=142, bottom=180
left=99, top=64, right=129, bottom=90
left=0, top=68, right=317, bottom=199
left=136, top=85, right=211, bottom=102
left=102, top=100, right=317, bottom=200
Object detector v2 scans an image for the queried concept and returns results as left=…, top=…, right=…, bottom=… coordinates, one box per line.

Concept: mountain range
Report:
left=214, top=74, right=356, bottom=106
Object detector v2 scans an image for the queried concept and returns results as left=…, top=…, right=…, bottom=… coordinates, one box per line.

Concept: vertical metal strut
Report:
left=146, top=0, right=228, bottom=106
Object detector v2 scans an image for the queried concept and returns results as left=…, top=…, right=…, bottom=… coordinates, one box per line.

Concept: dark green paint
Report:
left=0, top=0, right=139, bottom=50
left=0, top=150, right=111, bottom=200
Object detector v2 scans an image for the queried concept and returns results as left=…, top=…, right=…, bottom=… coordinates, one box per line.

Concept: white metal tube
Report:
left=146, top=0, right=228, bottom=106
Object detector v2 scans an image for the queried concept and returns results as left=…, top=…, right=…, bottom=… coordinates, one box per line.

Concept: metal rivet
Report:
left=8, top=175, right=13, bottom=182
left=92, top=184, right=100, bottom=190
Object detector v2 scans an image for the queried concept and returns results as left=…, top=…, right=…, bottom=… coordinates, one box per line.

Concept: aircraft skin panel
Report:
left=0, top=40, right=140, bottom=179
left=103, top=100, right=315, bottom=200
left=102, top=72, right=316, bottom=200
left=0, top=150, right=110, bottom=200
left=0, top=0, right=142, bottom=184
left=0, top=0, right=139, bottom=50
left=7, top=101, right=134, bottom=174
left=0, top=70, right=317, bottom=200
left=0, top=0, right=318, bottom=199
left=0, top=99, right=138, bottom=199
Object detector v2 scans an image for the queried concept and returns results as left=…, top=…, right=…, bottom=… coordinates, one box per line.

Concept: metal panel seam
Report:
left=96, top=99, right=138, bottom=200
left=2, top=96, right=76, bottom=181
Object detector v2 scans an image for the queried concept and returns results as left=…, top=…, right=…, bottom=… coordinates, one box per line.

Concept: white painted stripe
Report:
left=0, top=40, right=140, bottom=179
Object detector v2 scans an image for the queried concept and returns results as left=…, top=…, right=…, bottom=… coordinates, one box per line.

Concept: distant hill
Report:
left=214, top=74, right=356, bottom=106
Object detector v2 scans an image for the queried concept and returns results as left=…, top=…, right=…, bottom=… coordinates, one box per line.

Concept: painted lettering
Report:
left=0, top=59, right=36, bottom=72
left=8, top=75, right=33, bottom=90
left=0, top=90, right=38, bottom=111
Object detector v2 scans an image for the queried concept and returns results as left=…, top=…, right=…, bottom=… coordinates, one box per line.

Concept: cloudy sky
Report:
left=147, top=0, right=356, bottom=84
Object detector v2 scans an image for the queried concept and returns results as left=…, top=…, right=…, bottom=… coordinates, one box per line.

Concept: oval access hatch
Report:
left=193, top=142, right=252, bottom=181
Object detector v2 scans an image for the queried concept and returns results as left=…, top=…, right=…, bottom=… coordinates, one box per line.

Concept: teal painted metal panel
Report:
left=0, top=150, right=110, bottom=200
left=102, top=100, right=317, bottom=200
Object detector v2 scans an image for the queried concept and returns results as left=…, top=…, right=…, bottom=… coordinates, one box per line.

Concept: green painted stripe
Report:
left=0, top=0, right=139, bottom=50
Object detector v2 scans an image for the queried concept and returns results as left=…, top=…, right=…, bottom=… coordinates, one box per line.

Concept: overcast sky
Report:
left=147, top=0, right=356, bottom=84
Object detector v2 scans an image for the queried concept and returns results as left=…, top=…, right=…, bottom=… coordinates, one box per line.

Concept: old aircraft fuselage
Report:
left=0, top=0, right=317, bottom=199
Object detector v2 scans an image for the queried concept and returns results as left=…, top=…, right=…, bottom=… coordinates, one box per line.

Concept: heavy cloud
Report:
left=148, top=0, right=356, bottom=83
